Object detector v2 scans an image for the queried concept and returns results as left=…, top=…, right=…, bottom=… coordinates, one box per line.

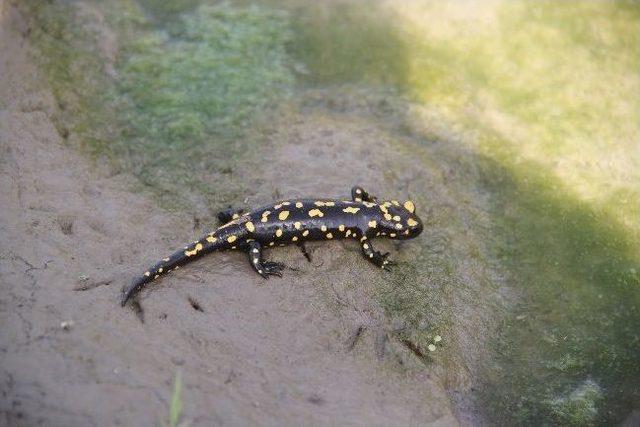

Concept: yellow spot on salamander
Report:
left=392, top=200, right=400, bottom=206
left=274, top=203, right=283, bottom=209
left=269, top=242, right=275, bottom=246
left=296, top=202, right=303, bottom=208
left=294, top=221, right=302, bottom=230
left=338, top=224, right=345, bottom=231
left=390, top=233, right=396, bottom=237
left=245, top=221, right=255, bottom=232
left=302, top=230, right=309, bottom=236
left=393, top=215, right=401, bottom=221
left=232, top=213, right=240, bottom=219
left=144, top=271, right=150, bottom=277
left=368, top=220, right=377, bottom=228
left=154, top=274, right=159, bottom=279
left=292, top=236, right=298, bottom=241
left=395, top=223, right=403, bottom=229
left=261, top=210, right=271, bottom=223
left=185, top=242, right=203, bottom=256
left=278, top=211, right=290, bottom=220
left=206, top=235, right=217, bottom=243
left=326, top=233, right=333, bottom=239
left=384, top=213, right=392, bottom=220
left=404, top=200, right=415, bottom=213
left=407, top=218, right=418, bottom=227
left=275, top=229, right=283, bottom=237
left=227, top=235, right=237, bottom=243
left=163, top=258, right=170, bottom=262
left=282, top=202, right=290, bottom=206
left=343, top=207, right=360, bottom=214
left=321, top=225, right=327, bottom=232
left=346, top=230, right=352, bottom=237
left=158, top=268, right=163, bottom=273
left=363, top=202, right=375, bottom=208
left=308, top=209, right=324, bottom=217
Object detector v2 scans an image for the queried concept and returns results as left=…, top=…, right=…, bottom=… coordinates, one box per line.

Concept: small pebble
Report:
left=60, top=320, right=73, bottom=331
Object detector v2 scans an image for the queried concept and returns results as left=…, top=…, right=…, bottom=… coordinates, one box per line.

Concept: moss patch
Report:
left=24, top=0, right=298, bottom=209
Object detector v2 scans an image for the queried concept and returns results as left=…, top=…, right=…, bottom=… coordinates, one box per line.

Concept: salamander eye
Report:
left=403, top=200, right=415, bottom=213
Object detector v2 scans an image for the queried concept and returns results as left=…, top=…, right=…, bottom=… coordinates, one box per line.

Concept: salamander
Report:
left=121, top=186, right=423, bottom=306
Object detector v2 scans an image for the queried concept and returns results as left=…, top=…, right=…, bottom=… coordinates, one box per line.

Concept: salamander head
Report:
left=378, top=200, right=423, bottom=240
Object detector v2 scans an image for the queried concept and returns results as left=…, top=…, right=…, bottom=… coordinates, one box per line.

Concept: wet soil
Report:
left=0, top=6, right=460, bottom=425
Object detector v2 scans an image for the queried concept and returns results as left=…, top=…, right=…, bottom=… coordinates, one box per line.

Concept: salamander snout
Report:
left=379, top=199, right=424, bottom=239
left=403, top=200, right=423, bottom=239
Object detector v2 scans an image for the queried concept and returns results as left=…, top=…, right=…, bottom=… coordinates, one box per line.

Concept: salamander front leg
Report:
left=247, top=241, right=285, bottom=279
left=217, top=207, right=245, bottom=224
left=360, top=238, right=394, bottom=271
left=351, top=185, right=379, bottom=203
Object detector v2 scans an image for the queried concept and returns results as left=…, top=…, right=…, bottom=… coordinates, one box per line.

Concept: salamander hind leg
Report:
left=217, top=207, right=245, bottom=224
left=351, top=185, right=378, bottom=203
left=297, top=242, right=312, bottom=262
left=360, top=238, right=394, bottom=271
left=247, top=241, right=286, bottom=279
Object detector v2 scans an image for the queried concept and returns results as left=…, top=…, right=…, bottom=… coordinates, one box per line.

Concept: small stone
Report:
left=60, top=320, right=73, bottom=331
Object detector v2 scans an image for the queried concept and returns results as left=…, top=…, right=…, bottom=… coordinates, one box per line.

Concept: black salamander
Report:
left=121, top=186, right=423, bottom=306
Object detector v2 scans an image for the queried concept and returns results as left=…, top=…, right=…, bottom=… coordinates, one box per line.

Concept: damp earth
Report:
left=1, top=1, right=638, bottom=425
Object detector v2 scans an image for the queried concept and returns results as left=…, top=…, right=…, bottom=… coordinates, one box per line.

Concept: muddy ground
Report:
left=4, top=1, right=639, bottom=425
left=0, top=5, right=462, bottom=426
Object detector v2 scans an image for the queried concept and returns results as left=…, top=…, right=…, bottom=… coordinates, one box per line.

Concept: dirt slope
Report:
left=0, top=5, right=458, bottom=426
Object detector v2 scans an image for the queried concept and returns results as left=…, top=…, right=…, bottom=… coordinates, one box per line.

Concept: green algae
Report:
left=547, top=379, right=603, bottom=426
left=113, top=2, right=297, bottom=206
left=20, top=1, right=117, bottom=153
left=24, top=0, right=298, bottom=209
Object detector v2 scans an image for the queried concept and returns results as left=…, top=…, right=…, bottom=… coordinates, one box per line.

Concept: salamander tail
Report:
left=121, top=235, right=221, bottom=306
